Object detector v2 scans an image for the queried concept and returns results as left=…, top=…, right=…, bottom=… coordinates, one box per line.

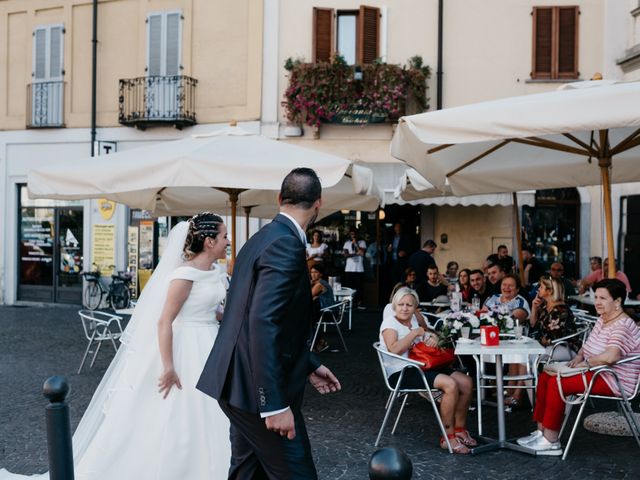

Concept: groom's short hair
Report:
left=280, top=168, right=322, bottom=209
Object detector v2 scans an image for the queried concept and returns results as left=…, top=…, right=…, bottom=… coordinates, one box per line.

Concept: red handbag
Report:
left=409, top=342, right=456, bottom=370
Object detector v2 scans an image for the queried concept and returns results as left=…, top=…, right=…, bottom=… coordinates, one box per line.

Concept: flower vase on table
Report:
left=479, top=305, right=515, bottom=333
left=438, top=311, right=480, bottom=347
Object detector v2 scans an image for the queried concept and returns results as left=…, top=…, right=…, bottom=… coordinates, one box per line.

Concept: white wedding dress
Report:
left=0, top=223, right=231, bottom=480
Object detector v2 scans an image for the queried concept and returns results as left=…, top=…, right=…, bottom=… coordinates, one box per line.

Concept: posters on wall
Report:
left=92, top=224, right=116, bottom=275
left=127, top=226, right=139, bottom=298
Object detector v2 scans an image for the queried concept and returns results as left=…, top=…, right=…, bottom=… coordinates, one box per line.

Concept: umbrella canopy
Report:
left=391, top=80, right=640, bottom=277
left=395, top=168, right=535, bottom=207
left=28, top=126, right=358, bottom=261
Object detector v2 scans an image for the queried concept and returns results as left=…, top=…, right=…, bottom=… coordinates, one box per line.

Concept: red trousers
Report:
left=533, top=371, right=613, bottom=431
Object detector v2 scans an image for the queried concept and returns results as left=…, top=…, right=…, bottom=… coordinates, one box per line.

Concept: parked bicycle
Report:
left=81, top=264, right=133, bottom=311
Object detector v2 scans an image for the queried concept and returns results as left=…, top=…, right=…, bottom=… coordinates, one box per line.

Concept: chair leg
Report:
left=391, top=394, right=409, bottom=435
left=384, top=392, right=393, bottom=411
left=524, top=379, right=535, bottom=411
left=77, top=340, right=94, bottom=374
left=310, top=319, right=323, bottom=352
left=428, top=393, right=453, bottom=454
left=333, top=319, right=348, bottom=352
left=376, top=390, right=400, bottom=447
left=476, top=378, right=484, bottom=437
left=90, top=340, right=103, bottom=368
left=619, top=401, right=640, bottom=448
left=109, top=336, right=119, bottom=353
left=559, top=402, right=574, bottom=439
left=562, top=396, right=591, bottom=460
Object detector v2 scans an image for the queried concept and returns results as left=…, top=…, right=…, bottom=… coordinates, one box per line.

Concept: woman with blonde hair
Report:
left=379, top=287, right=476, bottom=454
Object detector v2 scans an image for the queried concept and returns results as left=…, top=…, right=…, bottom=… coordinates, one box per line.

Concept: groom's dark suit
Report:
left=197, top=214, right=320, bottom=479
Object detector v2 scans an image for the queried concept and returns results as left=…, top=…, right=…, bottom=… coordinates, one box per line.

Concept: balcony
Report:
left=27, top=81, right=65, bottom=128
left=118, top=75, right=197, bottom=129
left=282, top=56, right=430, bottom=127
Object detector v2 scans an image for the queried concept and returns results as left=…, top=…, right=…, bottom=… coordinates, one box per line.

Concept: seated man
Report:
left=549, top=262, right=577, bottom=297
left=469, top=269, right=492, bottom=306
left=486, top=261, right=506, bottom=296
left=417, top=265, right=448, bottom=302
left=579, top=257, right=632, bottom=294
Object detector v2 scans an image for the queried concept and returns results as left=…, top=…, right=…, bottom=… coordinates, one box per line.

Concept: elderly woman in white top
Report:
left=379, top=287, right=476, bottom=454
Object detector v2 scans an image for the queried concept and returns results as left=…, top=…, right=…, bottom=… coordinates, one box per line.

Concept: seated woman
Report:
left=517, top=279, right=640, bottom=455
left=458, top=268, right=473, bottom=302
left=483, top=274, right=531, bottom=322
left=310, top=263, right=334, bottom=353
left=379, top=287, right=476, bottom=454
left=390, top=267, right=418, bottom=301
left=505, top=276, right=577, bottom=407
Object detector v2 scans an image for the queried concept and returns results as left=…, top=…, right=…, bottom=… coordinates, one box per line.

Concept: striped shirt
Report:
left=582, top=317, right=640, bottom=396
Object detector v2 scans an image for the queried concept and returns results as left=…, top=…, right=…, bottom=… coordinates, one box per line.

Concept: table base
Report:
left=471, top=436, right=538, bottom=455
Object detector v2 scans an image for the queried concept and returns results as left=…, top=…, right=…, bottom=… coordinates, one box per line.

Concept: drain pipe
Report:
left=90, top=0, right=98, bottom=156
left=436, top=0, right=443, bottom=110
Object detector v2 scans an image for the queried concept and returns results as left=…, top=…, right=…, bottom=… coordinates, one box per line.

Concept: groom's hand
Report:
left=309, top=365, right=341, bottom=394
left=265, top=409, right=296, bottom=440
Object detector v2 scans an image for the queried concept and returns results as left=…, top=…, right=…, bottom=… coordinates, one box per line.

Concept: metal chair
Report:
left=78, top=309, right=124, bottom=374
left=557, top=354, right=640, bottom=460
left=372, top=342, right=453, bottom=452
left=311, top=299, right=349, bottom=352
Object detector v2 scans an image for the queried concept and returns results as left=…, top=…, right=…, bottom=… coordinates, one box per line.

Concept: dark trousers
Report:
left=219, top=400, right=318, bottom=480
left=343, top=271, right=364, bottom=305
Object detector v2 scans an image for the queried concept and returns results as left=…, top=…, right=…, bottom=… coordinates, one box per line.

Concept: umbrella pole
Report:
left=243, top=206, right=253, bottom=241
left=512, top=193, right=525, bottom=286
left=599, top=158, right=616, bottom=278
left=229, top=191, right=239, bottom=266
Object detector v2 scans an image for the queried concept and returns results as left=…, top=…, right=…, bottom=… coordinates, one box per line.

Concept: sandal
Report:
left=440, top=433, right=470, bottom=454
left=454, top=427, right=478, bottom=447
left=504, top=396, right=522, bottom=410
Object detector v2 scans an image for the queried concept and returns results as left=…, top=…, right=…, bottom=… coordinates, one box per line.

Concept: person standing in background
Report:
left=343, top=229, right=366, bottom=309
left=387, top=222, right=412, bottom=284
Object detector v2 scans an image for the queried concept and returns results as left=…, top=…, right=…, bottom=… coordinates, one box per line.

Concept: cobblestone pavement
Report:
left=1, top=305, right=639, bottom=479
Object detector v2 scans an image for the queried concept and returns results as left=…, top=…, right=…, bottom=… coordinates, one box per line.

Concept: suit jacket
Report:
left=197, top=214, right=320, bottom=414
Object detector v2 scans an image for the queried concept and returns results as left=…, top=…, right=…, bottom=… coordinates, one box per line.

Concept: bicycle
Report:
left=81, top=264, right=133, bottom=311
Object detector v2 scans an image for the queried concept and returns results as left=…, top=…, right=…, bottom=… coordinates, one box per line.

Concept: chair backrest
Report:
left=320, top=299, right=349, bottom=324
left=372, top=341, right=426, bottom=392
left=78, top=309, right=123, bottom=340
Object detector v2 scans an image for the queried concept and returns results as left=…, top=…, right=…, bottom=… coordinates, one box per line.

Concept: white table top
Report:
left=335, top=288, right=355, bottom=296
left=568, top=294, right=640, bottom=307
left=455, top=338, right=545, bottom=356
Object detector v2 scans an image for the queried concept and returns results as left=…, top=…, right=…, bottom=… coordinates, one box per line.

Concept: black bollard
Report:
left=43, top=376, right=75, bottom=480
left=369, top=447, right=413, bottom=480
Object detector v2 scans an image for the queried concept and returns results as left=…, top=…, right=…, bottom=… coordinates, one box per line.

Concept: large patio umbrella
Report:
left=391, top=80, right=640, bottom=277
left=28, top=126, right=368, bottom=262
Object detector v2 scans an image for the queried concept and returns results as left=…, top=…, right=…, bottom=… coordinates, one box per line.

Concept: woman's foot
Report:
left=454, top=427, right=478, bottom=447
left=504, top=395, right=522, bottom=410
left=440, top=434, right=471, bottom=454
left=517, top=429, right=542, bottom=446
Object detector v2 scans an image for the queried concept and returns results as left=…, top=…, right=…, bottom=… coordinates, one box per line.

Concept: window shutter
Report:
left=532, top=7, right=553, bottom=79
left=557, top=7, right=578, bottom=79
left=357, top=6, right=379, bottom=65
left=34, top=28, right=47, bottom=80
left=147, top=14, right=162, bottom=75
left=313, top=7, right=334, bottom=63
left=165, top=12, right=181, bottom=76
left=49, top=26, right=63, bottom=80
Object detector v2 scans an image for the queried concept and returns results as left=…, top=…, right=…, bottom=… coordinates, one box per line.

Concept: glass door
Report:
left=18, top=207, right=55, bottom=302
left=56, top=208, right=84, bottom=303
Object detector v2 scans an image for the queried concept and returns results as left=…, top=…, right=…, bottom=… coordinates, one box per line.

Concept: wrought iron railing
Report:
left=27, top=81, right=65, bottom=128
left=118, top=75, right=197, bottom=129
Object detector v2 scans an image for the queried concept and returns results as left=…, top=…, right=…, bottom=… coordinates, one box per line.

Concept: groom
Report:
left=197, top=167, right=341, bottom=479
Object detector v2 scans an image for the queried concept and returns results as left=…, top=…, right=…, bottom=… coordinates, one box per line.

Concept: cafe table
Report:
left=455, top=337, right=545, bottom=455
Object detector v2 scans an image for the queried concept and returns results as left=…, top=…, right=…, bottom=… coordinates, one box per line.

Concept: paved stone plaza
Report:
left=1, top=304, right=639, bottom=479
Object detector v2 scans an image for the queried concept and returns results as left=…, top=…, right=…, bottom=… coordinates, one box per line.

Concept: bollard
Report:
left=369, top=447, right=413, bottom=480
left=43, top=376, right=75, bottom=480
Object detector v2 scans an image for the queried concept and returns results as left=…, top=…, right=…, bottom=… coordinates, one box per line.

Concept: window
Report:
left=313, top=6, right=380, bottom=65
left=31, top=24, right=64, bottom=127
left=531, top=6, right=579, bottom=79
left=147, top=11, right=182, bottom=76
left=33, top=24, right=64, bottom=82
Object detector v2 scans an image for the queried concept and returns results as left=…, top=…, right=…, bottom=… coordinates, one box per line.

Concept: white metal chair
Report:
left=556, top=354, right=640, bottom=460
left=78, top=309, right=124, bottom=374
left=311, top=299, right=349, bottom=352
left=473, top=333, right=541, bottom=436
left=536, top=326, right=591, bottom=368
left=373, top=342, right=453, bottom=452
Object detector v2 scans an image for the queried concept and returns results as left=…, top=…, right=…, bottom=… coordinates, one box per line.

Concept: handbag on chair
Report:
left=409, top=342, right=456, bottom=370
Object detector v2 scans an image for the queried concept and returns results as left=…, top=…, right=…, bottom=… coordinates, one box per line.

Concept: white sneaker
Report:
left=527, top=435, right=563, bottom=456
left=517, top=430, right=542, bottom=446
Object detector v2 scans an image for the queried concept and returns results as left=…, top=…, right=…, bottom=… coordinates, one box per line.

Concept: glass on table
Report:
left=471, top=296, right=481, bottom=312
left=460, top=326, right=471, bottom=339
left=514, top=325, right=524, bottom=339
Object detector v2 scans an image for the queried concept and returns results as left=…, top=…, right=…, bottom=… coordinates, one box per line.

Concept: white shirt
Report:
left=379, top=315, right=419, bottom=377
left=343, top=239, right=366, bottom=272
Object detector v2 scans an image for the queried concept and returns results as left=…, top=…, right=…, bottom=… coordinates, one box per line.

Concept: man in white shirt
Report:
left=343, top=229, right=366, bottom=308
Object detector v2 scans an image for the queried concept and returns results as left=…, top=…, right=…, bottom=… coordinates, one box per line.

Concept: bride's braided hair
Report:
left=183, top=212, right=224, bottom=260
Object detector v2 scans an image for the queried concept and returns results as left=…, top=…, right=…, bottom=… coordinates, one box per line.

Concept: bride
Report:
left=1, top=213, right=232, bottom=479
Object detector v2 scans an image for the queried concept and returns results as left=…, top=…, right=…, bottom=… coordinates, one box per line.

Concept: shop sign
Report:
left=92, top=224, right=116, bottom=275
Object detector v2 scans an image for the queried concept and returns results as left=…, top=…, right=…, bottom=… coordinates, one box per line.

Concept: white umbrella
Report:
left=28, top=126, right=361, bottom=262
left=391, top=80, right=640, bottom=277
